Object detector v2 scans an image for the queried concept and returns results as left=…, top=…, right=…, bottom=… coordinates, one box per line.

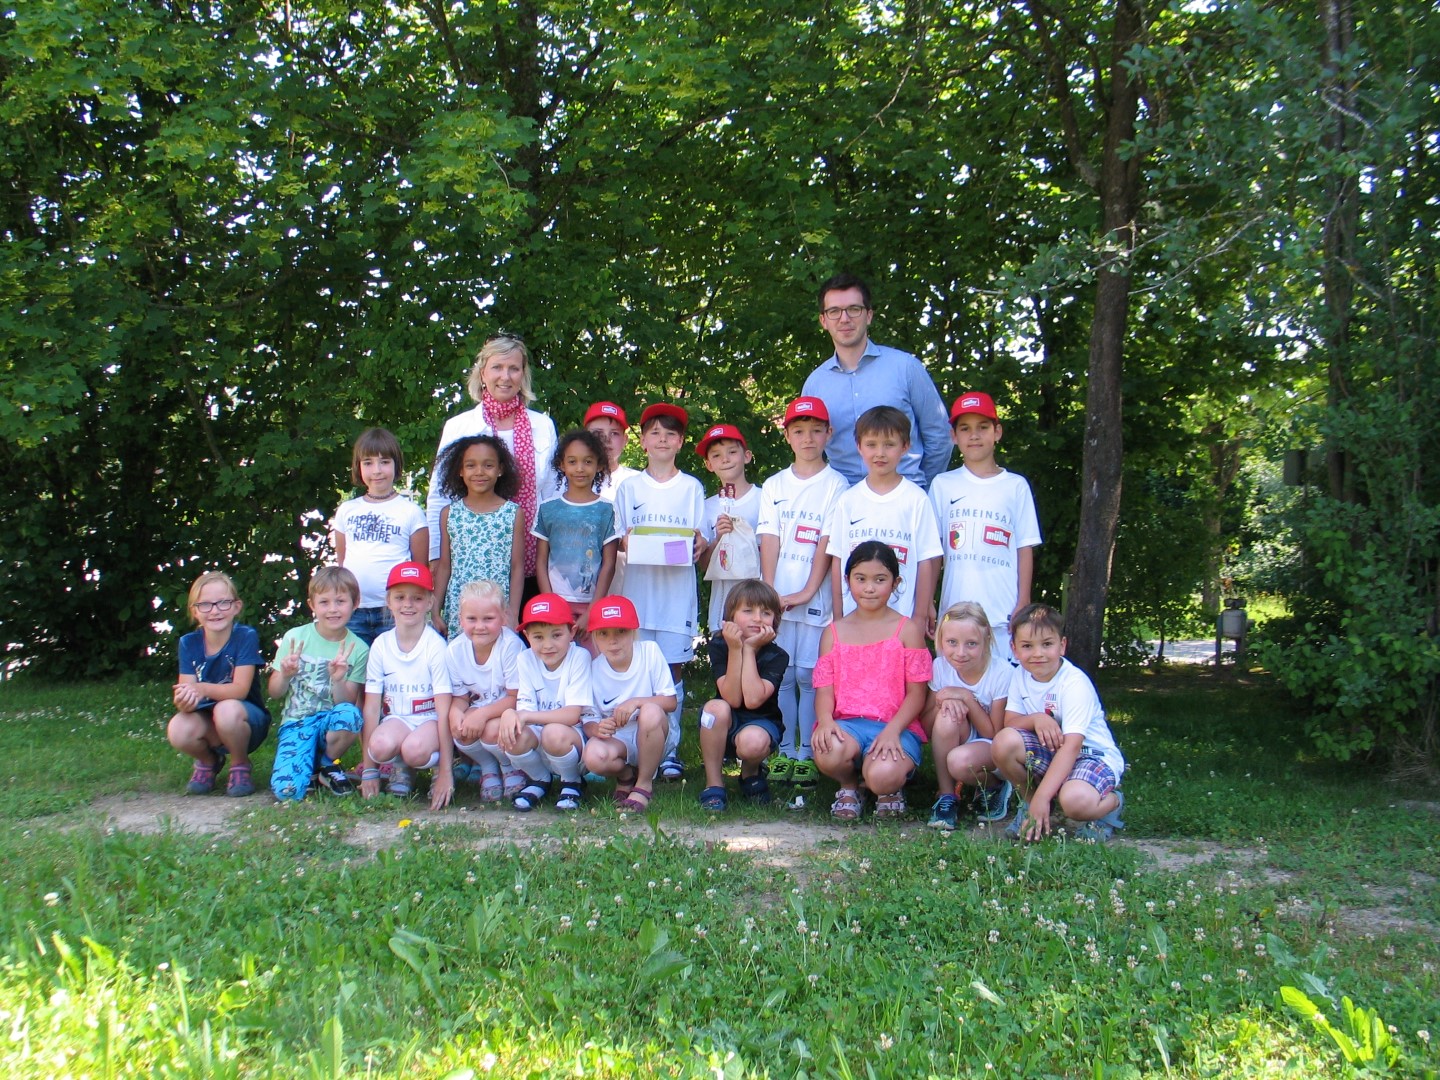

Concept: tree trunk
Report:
left=1063, top=0, right=1146, bottom=674
left=1320, top=0, right=1357, bottom=504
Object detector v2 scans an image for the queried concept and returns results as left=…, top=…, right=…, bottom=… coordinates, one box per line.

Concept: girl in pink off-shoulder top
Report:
left=812, top=541, right=932, bottom=821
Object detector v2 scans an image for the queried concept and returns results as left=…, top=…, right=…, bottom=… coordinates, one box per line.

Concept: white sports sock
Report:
left=506, top=747, right=551, bottom=781
left=796, top=665, right=816, bottom=759
left=665, top=680, right=685, bottom=758
left=778, top=663, right=799, bottom=755
left=543, top=746, right=582, bottom=782
left=465, top=744, right=501, bottom=773
left=478, top=740, right=510, bottom=768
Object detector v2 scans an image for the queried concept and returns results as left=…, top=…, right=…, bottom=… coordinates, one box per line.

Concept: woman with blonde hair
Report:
left=426, top=334, right=557, bottom=605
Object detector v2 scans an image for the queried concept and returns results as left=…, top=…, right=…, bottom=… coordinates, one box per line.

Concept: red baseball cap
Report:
left=783, top=396, right=830, bottom=426
left=587, top=595, right=640, bottom=631
left=695, top=423, right=747, bottom=458
left=520, top=592, right=576, bottom=628
left=385, top=561, right=434, bottom=592
left=583, top=401, right=628, bottom=427
left=639, top=402, right=689, bottom=429
left=949, top=391, right=999, bottom=422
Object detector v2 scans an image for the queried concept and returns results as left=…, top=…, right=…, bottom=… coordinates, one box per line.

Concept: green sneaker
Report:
left=766, top=754, right=794, bottom=783
left=789, top=758, right=819, bottom=788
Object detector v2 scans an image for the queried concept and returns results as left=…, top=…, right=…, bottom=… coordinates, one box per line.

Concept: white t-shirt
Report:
left=599, top=464, right=640, bottom=503
left=824, top=477, right=942, bottom=618
left=1006, top=658, right=1124, bottom=779
left=757, top=464, right=850, bottom=627
left=445, top=628, right=524, bottom=709
left=702, top=484, right=762, bottom=630
left=516, top=643, right=594, bottom=715
left=930, top=653, right=1013, bottom=710
left=365, top=627, right=451, bottom=724
left=929, top=466, right=1042, bottom=631
left=333, top=494, right=428, bottom=608
left=590, top=639, right=676, bottom=716
left=613, top=470, right=706, bottom=637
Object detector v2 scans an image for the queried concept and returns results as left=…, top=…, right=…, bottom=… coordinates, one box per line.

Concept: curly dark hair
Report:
left=437, top=435, right=521, bottom=502
left=548, top=428, right=611, bottom=495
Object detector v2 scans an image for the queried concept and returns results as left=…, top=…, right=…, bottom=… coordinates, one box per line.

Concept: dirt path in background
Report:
left=69, top=792, right=1440, bottom=940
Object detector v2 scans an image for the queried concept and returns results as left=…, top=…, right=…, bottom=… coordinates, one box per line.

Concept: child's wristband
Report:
left=361, top=767, right=381, bottom=782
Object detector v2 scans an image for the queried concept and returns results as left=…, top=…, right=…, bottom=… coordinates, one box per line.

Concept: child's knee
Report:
left=1057, top=782, right=1105, bottom=820
left=540, top=725, right=579, bottom=755
left=862, top=757, right=910, bottom=794
left=581, top=741, right=608, bottom=770
left=733, top=725, right=771, bottom=763
left=700, top=700, right=731, bottom=733
left=636, top=704, right=667, bottom=735
left=166, top=713, right=195, bottom=748
left=991, top=727, right=1023, bottom=759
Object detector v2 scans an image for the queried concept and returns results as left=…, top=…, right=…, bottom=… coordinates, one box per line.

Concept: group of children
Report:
left=167, top=390, right=1126, bottom=840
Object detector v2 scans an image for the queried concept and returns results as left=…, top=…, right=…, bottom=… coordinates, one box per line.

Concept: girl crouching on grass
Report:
left=168, top=571, right=272, bottom=797
left=923, top=601, right=1012, bottom=830
left=812, top=542, right=931, bottom=821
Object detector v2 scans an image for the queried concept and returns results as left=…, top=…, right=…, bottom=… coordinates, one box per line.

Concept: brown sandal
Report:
left=612, top=765, right=640, bottom=806
left=617, top=787, right=653, bottom=813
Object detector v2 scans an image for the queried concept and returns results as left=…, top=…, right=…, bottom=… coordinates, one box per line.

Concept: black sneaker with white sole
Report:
left=315, top=758, right=356, bottom=796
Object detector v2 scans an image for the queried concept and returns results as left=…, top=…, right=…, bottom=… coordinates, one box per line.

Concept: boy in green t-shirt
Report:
left=267, top=567, right=369, bottom=800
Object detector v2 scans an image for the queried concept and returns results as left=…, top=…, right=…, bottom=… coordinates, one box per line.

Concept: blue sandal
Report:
left=739, top=773, right=771, bottom=805
left=698, top=785, right=728, bottom=811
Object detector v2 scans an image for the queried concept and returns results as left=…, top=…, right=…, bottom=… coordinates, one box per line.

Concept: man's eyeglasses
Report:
left=194, top=599, right=237, bottom=613
left=822, top=305, right=869, bottom=322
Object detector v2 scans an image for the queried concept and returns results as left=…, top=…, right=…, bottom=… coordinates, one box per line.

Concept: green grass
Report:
left=0, top=669, right=1436, bottom=1077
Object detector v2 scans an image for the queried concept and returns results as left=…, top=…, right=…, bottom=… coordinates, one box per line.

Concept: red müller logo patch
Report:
left=982, top=525, right=1012, bottom=548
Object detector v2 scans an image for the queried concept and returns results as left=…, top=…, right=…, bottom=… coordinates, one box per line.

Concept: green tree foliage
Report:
left=1131, top=1, right=1440, bottom=763
left=3, top=0, right=1435, bottom=773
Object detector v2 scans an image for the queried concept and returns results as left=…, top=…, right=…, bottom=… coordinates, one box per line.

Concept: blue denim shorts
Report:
left=197, top=699, right=271, bottom=753
left=836, top=719, right=923, bottom=769
left=727, top=716, right=781, bottom=759
left=347, top=605, right=393, bottom=647
left=1015, top=730, right=1118, bottom=796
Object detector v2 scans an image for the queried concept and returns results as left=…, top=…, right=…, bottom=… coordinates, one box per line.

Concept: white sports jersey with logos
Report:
left=757, top=465, right=851, bottom=628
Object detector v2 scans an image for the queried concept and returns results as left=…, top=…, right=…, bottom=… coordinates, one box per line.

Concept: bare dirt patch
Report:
left=1129, top=838, right=1294, bottom=884
left=83, top=792, right=245, bottom=835
left=80, top=792, right=865, bottom=869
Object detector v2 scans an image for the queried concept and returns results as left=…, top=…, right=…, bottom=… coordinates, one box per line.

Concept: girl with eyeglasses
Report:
left=167, top=571, right=273, bottom=797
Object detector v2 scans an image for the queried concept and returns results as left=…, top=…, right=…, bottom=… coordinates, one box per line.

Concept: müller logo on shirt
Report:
left=983, top=525, right=1012, bottom=548
left=794, top=524, right=820, bottom=546
left=892, top=544, right=909, bottom=564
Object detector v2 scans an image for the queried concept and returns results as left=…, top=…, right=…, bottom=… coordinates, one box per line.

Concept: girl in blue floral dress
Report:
left=432, top=435, right=524, bottom=636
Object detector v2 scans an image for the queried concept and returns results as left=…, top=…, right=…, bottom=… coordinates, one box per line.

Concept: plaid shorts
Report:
left=1015, top=729, right=1118, bottom=796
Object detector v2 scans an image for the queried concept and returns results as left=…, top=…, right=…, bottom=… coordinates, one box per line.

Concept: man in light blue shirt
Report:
left=800, top=273, right=952, bottom=488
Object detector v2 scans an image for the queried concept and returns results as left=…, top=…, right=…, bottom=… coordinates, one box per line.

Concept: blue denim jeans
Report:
left=347, top=606, right=393, bottom=647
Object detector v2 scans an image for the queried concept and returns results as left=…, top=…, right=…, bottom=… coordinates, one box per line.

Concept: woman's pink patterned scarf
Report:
left=481, top=390, right=538, bottom=577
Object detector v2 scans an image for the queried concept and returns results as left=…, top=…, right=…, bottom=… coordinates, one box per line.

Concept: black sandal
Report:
left=513, top=779, right=550, bottom=812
